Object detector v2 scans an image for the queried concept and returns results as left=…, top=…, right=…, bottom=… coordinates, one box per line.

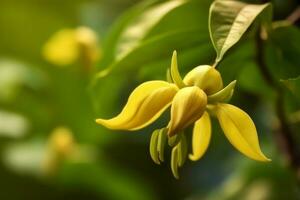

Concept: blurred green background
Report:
left=0, top=0, right=300, bottom=199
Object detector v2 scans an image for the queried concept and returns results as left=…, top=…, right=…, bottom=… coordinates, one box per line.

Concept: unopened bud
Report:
left=183, top=65, right=223, bottom=95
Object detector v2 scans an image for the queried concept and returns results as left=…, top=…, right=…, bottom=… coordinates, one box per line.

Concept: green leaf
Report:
left=116, top=0, right=188, bottom=59
left=96, top=0, right=210, bottom=76
left=209, top=0, right=272, bottom=63
left=266, top=26, right=300, bottom=80
left=99, top=0, right=159, bottom=67
left=281, top=76, right=300, bottom=101
left=91, top=0, right=213, bottom=115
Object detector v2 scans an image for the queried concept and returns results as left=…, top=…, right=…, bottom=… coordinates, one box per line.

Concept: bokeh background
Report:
left=1, top=0, right=300, bottom=199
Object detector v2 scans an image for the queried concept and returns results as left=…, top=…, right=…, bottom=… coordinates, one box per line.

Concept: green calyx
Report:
left=208, top=80, right=237, bottom=103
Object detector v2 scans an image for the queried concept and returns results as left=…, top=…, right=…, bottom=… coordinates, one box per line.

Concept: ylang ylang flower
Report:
left=96, top=51, right=270, bottom=178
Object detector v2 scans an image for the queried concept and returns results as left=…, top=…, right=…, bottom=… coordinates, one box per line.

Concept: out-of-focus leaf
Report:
left=281, top=76, right=300, bottom=101
left=0, top=59, right=45, bottom=102
left=97, top=0, right=210, bottom=75
left=58, top=162, right=157, bottom=200
left=3, top=137, right=98, bottom=177
left=266, top=26, right=300, bottom=80
left=209, top=0, right=271, bottom=63
left=218, top=39, right=255, bottom=83
left=100, top=29, right=210, bottom=76
left=3, top=140, right=46, bottom=176
left=116, top=0, right=188, bottom=58
left=99, top=0, right=159, bottom=67
left=202, top=160, right=298, bottom=200
left=0, top=110, right=29, bottom=138
left=238, top=62, right=275, bottom=99
left=92, top=0, right=213, bottom=113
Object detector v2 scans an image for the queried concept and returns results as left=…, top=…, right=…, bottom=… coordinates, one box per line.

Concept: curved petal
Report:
left=96, top=81, right=178, bottom=130
left=168, top=86, right=207, bottom=136
left=216, top=104, right=271, bottom=162
left=189, top=112, right=211, bottom=161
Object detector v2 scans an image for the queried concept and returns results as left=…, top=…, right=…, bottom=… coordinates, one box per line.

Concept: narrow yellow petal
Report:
left=96, top=81, right=178, bottom=130
left=216, top=104, right=271, bottom=162
left=168, top=86, right=207, bottom=136
left=170, top=51, right=185, bottom=88
left=189, top=112, right=211, bottom=161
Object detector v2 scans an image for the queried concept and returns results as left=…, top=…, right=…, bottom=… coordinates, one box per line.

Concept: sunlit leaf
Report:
left=209, top=0, right=271, bottom=63
left=59, top=162, right=157, bottom=200
left=116, top=0, right=188, bottom=58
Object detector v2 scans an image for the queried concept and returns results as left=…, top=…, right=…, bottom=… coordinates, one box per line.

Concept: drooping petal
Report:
left=189, top=112, right=211, bottom=161
left=168, top=86, right=207, bottom=136
left=215, top=104, right=271, bottom=162
left=96, top=81, right=178, bottom=130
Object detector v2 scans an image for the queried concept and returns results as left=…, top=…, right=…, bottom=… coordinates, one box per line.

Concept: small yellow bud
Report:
left=48, top=127, right=74, bottom=156
left=183, top=65, right=223, bottom=95
left=42, top=127, right=74, bottom=175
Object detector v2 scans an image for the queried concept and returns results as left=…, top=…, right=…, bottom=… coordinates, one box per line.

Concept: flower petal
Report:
left=168, top=86, right=207, bottom=136
left=170, top=51, right=185, bottom=88
left=216, top=104, right=270, bottom=162
left=189, top=112, right=211, bottom=161
left=96, top=81, right=178, bottom=130
left=183, top=65, right=223, bottom=95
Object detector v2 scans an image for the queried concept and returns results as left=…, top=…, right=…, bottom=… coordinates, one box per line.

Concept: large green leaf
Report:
left=97, top=0, right=210, bottom=75
left=92, top=0, right=213, bottom=113
left=99, top=0, right=159, bottom=67
left=209, top=0, right=272, bottom=63
left=116, top=0, right=189, bottom=59
left=98, top=29, right=210, bottom=77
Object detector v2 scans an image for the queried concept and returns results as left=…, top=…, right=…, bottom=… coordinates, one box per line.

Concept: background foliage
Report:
left=0, top=0, right=300, bottom=199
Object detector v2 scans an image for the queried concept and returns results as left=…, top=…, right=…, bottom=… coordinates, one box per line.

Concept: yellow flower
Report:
left=43, top=26, right=100, bottom=67
left=96, top=51, right=270, bottom=178
left=42, top=127, right=75, bottom=175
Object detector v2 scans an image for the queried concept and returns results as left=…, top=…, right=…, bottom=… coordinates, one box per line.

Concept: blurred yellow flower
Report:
left=96, top=51, right=270, bottom=178
left=42, top=127, right=75, bottom=175
left=42, top=26, right=100, bottom=67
